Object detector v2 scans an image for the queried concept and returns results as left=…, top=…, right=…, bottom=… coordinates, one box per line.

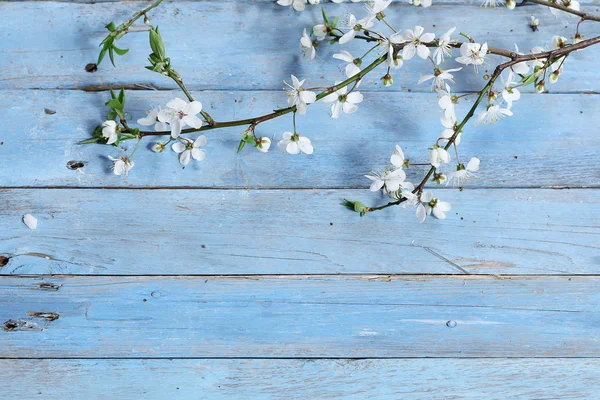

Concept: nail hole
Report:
left=44, top=108, right=56, bottom=115
left=0, top=256, right=9, bottom=267
left=85, top=63, right=98, bottom=73
left=446, top=320, right=457, bottom=328
left=67, top=161, right=85, bottom=170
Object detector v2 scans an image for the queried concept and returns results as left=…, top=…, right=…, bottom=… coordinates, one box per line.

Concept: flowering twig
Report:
left=85, top=0, right=600, bottom=222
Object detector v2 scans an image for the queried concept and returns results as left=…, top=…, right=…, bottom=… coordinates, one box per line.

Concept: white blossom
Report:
left=360, top=0, right=393, bottom=28
left=509, top=44, right=530, bottom=75
left=432, top=27, right=456, bottom=65
left=323, top=85, right=364, bottom=118
left=551, top=35, right=569, bottom=50
left=277, top=0, right=307, bottom=12
left=430, top=146, right=450, bottom=168
left=313, top=24, right=329, bottom=41
left=256, top=137, right=272, bottom=153
left=102, top=120, right=118, bottom=144
left=137, top=108, right=169, bottom=131
left=417, top=191, right=451, bottom=222
left=300, top=28, right=316, bottom=60
left=390, top=144, right=406, bottom=168
left=440, top=114, right=461, bottom=145
left=284, top=75, right=317, bottom=115
left=386, top=43, right=403, bottom=69
left=475, top=104, right=513, bottom=125
left=390, top=26, right=435, bottom=60
left=158, top=98, right=204, bottom=138
left=438, top=85, right=457, bottom=120
left=410, top=0, right=433, bottom=8
left=448, top=157, right=480, bottom=186
left=108, top=155, right=134, bottom=176
left=366, top=168, right=406, bottom=192
left=549, top=0, right=580, bottom=17
left=172, top=135, right=207, bottom=167
left=456, top=42, right=488, bottom=70
left=333, top=50, right=361, bottom=78
left=339, top=14, right=360, bottom=44
left=278, top=131, right=314, bottom=155
left=418, top=67, right=462, bottom=92
left=502, top=70, right=521, bottom=108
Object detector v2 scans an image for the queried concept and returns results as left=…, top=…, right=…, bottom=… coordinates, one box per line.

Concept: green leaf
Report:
left=107, top=111, right=117, bottom=120
left=521, top=73, right=537, bottom=87
left=109, top=88, right=117, bottom=100
left=78, top=137, right=102, bottom=145
left=105, top=22, right=116, bottom=32
left=118, top=88, right=125, bottom=107
left=97, top=47, right=108, bottom=65
left=149, top=27, right=165, bottom=61
left=331, top=16, right=339, bottom=28
left=321, top=8, right=329, bottom=24
left=108, top=46, right=116, bottom=67
left=105, top=99, right=121, bottom=110
left=237, top=139, right=246, bottom=153
left=113, top=46, right=129, bottom=56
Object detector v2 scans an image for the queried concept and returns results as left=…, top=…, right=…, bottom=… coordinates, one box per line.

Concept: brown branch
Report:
left=522, top=0, right=600, bottom=22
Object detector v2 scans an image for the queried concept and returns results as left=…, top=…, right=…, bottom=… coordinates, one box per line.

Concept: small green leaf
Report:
left=237, top=139, right=246, bottom=153
left=113, top=46, right=129, bottom=56
left=321, top=8, right=329, bottom=24
left=108, top=46, right=116, bottom=67
left=78, top=137, right=102, bottom=145
left=521, top=73, right=537, bottom=87
left=331, top=16, right=339, bottom=28
left=97, top=47, right=108, bottom=65
left=118, top=88, right=125, bottom=107
left=149, top=27, right=165, bottom=61
left=105, top=99, right=122, bottom=111
left=107, top=111, right=117, bottom=120
left=105, top=22, right=116, bottom=32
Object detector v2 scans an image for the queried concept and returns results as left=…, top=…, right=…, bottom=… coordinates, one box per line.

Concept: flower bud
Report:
left=505, top=0, right=516, bottom=9
left=535, top=80, right=546, bottom=93
left=530, top=16, right=540, bottom=31
left=151, top=142, right=166, bottom=153
left=549, top=70, right=560, bottom=84
left=144, top=15, right=151, bottom=25
left=381, top=74, right=394, bottom=87
left=255, top=137, right=271, bottom=153
left=574, top=33, right=583, bottom=44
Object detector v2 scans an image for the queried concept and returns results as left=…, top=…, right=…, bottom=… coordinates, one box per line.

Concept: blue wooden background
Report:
left=1, top=0, right=599, bottom=398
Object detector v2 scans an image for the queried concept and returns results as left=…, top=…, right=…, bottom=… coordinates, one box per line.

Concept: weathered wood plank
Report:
left=1, top=358, right=599, bottom=399
left=1, top=2, right=599, bottom=92
left=2, top=90, right=599, bottom=188
left=0, top=188, right=598, bottom=275
left=1, top=275, right=599, bottom=357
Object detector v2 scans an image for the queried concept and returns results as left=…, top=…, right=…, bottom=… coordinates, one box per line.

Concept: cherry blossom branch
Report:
left=131, top=53, right=388, bottom=138
left=522, top=0, right=600, bottom=22
left=361, top=34, right=600, bottom=214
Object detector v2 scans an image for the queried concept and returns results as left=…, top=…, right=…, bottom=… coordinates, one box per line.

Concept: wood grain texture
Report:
left=1, top=90, right=599, bottom=188
left=1, top=2, right=600, bottom=92
left=1, top=274, right=599, bottom=357
left=1, top=188, right=598, bottom=275
left=1, top=358, right=599, bottom=399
